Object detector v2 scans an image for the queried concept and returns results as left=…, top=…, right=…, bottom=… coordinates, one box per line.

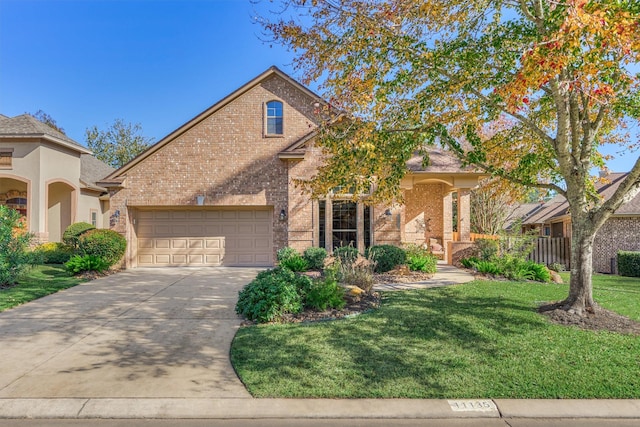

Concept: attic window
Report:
left=265, top=100, right=283, bottom=136
left=0, top=148, right=13, bottom=169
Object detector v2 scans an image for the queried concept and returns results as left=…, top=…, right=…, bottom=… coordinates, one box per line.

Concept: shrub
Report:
left=277, top=246, right=299, bottom=262
left=460, top=257, right=479, bottom=269
left=302, top=278, right=346, bottom=311
left=524, top=262, right=551, bottom=282
left=404, top=243, right=437, bottom=273
left=62, top=222, right=95, bottom=249
left=475, top=260, right=502, bottom=275
left=548, top=262, right=566, bottom=272
left=64, top=254, right=109, bottom=274
left=235, top=267, right=306, bottom=323
left=279, top=254, right=309, bottom=272
left=33, top=242, right=74, bottom=264
left=338, top=256, right=376, bottom=293
left=77, top=229, right=126, bottom=267
left=617, top=251, right=640, bottom=277
left=0, top=205, right=35, bottom=285
left=333, top=245, right=359, bottom=264
left=303, top=247, right=328, bottom=270
left=475, top=238, right=499, bottom=261
left=365, top=244, right=406, bottom=273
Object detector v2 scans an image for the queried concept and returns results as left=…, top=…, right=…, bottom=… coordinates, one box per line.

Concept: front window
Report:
left=91, top=210, right=98, bottom=227
left=266, top=100, right=283, bottom=135
left=318, top=200, right=372, bottom=251
left=332, top=201, right=357, bottom=248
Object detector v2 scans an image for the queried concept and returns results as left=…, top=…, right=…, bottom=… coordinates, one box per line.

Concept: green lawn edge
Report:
left=231, top=274, right=640, bottom=399
left=0, top=265, right=86, bottom=312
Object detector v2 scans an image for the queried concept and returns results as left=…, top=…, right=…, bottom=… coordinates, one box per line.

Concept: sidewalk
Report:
left=374, top=261, right=475, bottom=291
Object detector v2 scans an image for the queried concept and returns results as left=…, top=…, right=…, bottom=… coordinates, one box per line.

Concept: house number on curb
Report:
left=448, top=400, right=498, bottom=412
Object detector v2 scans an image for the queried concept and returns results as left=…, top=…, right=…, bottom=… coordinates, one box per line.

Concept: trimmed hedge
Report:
left=78, top=229, right=126, bottom=267
left=33, top=242, right=74, bottom=264
left=303, top=247, right=328, bottom=270
left=618, top=251, right=640, bottom=277
left=62, top=222, right=95, bottom=248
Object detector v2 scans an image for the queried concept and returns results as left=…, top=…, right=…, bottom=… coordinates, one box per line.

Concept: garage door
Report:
left=136, top=209, right=273, bottom=267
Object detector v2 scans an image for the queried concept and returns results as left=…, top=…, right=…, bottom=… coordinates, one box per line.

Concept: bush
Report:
left=279, top=254, right=309, bottom=272
left=404, top=243, right=437, bottom=273
left=365, top=244, right=406, bottom=273
left=302, top=277, right=346, bottom=311
left=460, top=257, right=480, bottom=269
left=64, top=254, right=109, bottom=274
left=62, top=222, right=95, bottom=249
left=235, top=267, right=307, bottom=323
left=33, top=242, right=74, bottom=264
left=303, top=247, right=328, bottom=270
left=548, top=262, right=566, bottom=272
left=475, top=238, right=499, bottom=261
left=277, top=246, right=299, bottom=262
left=618, top=251, right=640, bottom=277
left=333, top=245, right=359, bottom=264
left=77, top=229, right=126, bottom=267
left=0, top=206, right=35, bottom=285
left=475, top=260, right=502, bottom=275
left=337, top=256, right=376, bottom=293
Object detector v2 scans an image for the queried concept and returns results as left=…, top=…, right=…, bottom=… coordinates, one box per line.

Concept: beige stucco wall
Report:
left=0, top=140, right=106, bottom=242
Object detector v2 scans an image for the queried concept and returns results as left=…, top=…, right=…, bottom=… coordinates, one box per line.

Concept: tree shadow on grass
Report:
left=232, top=287, right=548, bottom=398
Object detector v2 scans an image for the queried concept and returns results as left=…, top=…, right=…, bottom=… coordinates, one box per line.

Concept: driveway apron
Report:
left=0, top=267, right=261, bottom=398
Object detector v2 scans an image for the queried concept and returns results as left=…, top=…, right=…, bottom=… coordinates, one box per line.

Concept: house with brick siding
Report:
left=520, top=172, right=640, bottom=273
left=98, top=67, right=484, bottom=268
left=0, top=114, right=113, bottom=243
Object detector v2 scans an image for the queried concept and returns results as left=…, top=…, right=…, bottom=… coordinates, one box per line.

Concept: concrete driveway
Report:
left=0, top=267, right=262, bottom=398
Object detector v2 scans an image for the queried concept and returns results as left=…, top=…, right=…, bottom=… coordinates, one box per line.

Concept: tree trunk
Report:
left=561, top=222, right=597, bottom=315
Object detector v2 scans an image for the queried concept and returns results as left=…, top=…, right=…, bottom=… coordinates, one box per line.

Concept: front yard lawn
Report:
left=0, top=265, right=86, bottom=312
left=231, top=274, right=640, bottom=398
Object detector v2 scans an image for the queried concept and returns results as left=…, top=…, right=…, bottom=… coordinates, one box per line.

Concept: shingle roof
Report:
left=80, top=154, right=115, bottom=192
left=406, top=148, right=471, bottom=173
left=0, top=114, right=90, bottom=153
left=520, top=172, right=640, bottom=225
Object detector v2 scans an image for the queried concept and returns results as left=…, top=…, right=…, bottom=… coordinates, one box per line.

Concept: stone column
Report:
left=443, top=192, right=453, bottom=242
left=356, top=202, right=364, bottom=253
left=457, top=189, right=471, bottom=241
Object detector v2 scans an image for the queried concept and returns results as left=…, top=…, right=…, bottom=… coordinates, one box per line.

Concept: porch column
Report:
left=457, top=189, right=471, bottom=241
left=443, top=192, right=453, bottom=242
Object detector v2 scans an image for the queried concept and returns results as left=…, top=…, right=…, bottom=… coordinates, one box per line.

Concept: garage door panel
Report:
left=136, top=209, right=272, bottom=267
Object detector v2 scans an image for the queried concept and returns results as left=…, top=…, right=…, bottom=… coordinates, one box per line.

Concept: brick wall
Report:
left=403, top=184, right=445, bottom=245
left=594, top=217, right=640, bottom=273
left=109, top=74, right=321, bottom=264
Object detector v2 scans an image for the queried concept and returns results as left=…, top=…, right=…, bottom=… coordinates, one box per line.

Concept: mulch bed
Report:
left=539, top=302, right=640, bottom=335
left=374, top=271, right=435, bottom=283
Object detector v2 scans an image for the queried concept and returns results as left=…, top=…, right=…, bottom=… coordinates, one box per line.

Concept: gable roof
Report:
left=0, top=114, right=91, bottom=154
left=104, top=66, right=324, bottom=181
left=521, top=173, right=640, bottom=225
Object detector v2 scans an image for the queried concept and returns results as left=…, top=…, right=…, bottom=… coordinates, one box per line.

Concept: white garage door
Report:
left=136, top=209, right=273, bottom=267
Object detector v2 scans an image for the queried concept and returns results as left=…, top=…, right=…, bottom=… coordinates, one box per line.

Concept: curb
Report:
left=0, top=398, right=639, bottom=419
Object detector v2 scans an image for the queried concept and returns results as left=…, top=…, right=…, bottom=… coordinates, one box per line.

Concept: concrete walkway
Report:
left=374, top=261, right=475, bottom=291
left=0, top=266, right=639, bottom=422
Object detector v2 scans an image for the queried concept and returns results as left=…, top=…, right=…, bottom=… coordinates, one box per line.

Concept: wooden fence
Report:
left=528, top=237, right=571, bottom=268
left=452, top=232, right=499, bottom=241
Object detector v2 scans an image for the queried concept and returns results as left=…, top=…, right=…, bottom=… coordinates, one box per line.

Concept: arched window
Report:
left=265, top=100, right=283, bottom=135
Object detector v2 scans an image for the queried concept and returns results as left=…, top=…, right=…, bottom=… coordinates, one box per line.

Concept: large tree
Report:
left=262, top=0, right=640, bottom=314
left=85, top=119, right=154, bottom=169
left=30, top=110, right=65, bottom=134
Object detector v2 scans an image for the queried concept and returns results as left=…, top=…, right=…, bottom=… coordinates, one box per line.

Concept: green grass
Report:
left=0, top=265, right=86, bottom=312
left=231, top=274, right=640, bottom=398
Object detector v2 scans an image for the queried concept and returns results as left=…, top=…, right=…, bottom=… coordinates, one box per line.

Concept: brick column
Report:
left=325, top=198, right=333, bottom=252
left=443, top=192, right=453, bottom=242
left=356, top=202, right=365, bottom=253
left=457, top=189, right=471, bottom=241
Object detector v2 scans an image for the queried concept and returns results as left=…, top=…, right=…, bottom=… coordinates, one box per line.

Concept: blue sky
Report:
left=0, top=0, right=637, bottom=173
left=0, top=0, right=306, bottom=145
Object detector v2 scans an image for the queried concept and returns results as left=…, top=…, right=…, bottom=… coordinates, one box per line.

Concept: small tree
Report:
left=85, top=119, right=154, bottom=169
left=0, top=206, right=34, bottom=285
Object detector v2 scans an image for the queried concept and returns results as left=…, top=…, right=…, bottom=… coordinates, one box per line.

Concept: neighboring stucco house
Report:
left=519, top=172, right=640, bottom=273
left=99, top=67, right=484, bottom=268
left=0, top=114, right=113, bottom=243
